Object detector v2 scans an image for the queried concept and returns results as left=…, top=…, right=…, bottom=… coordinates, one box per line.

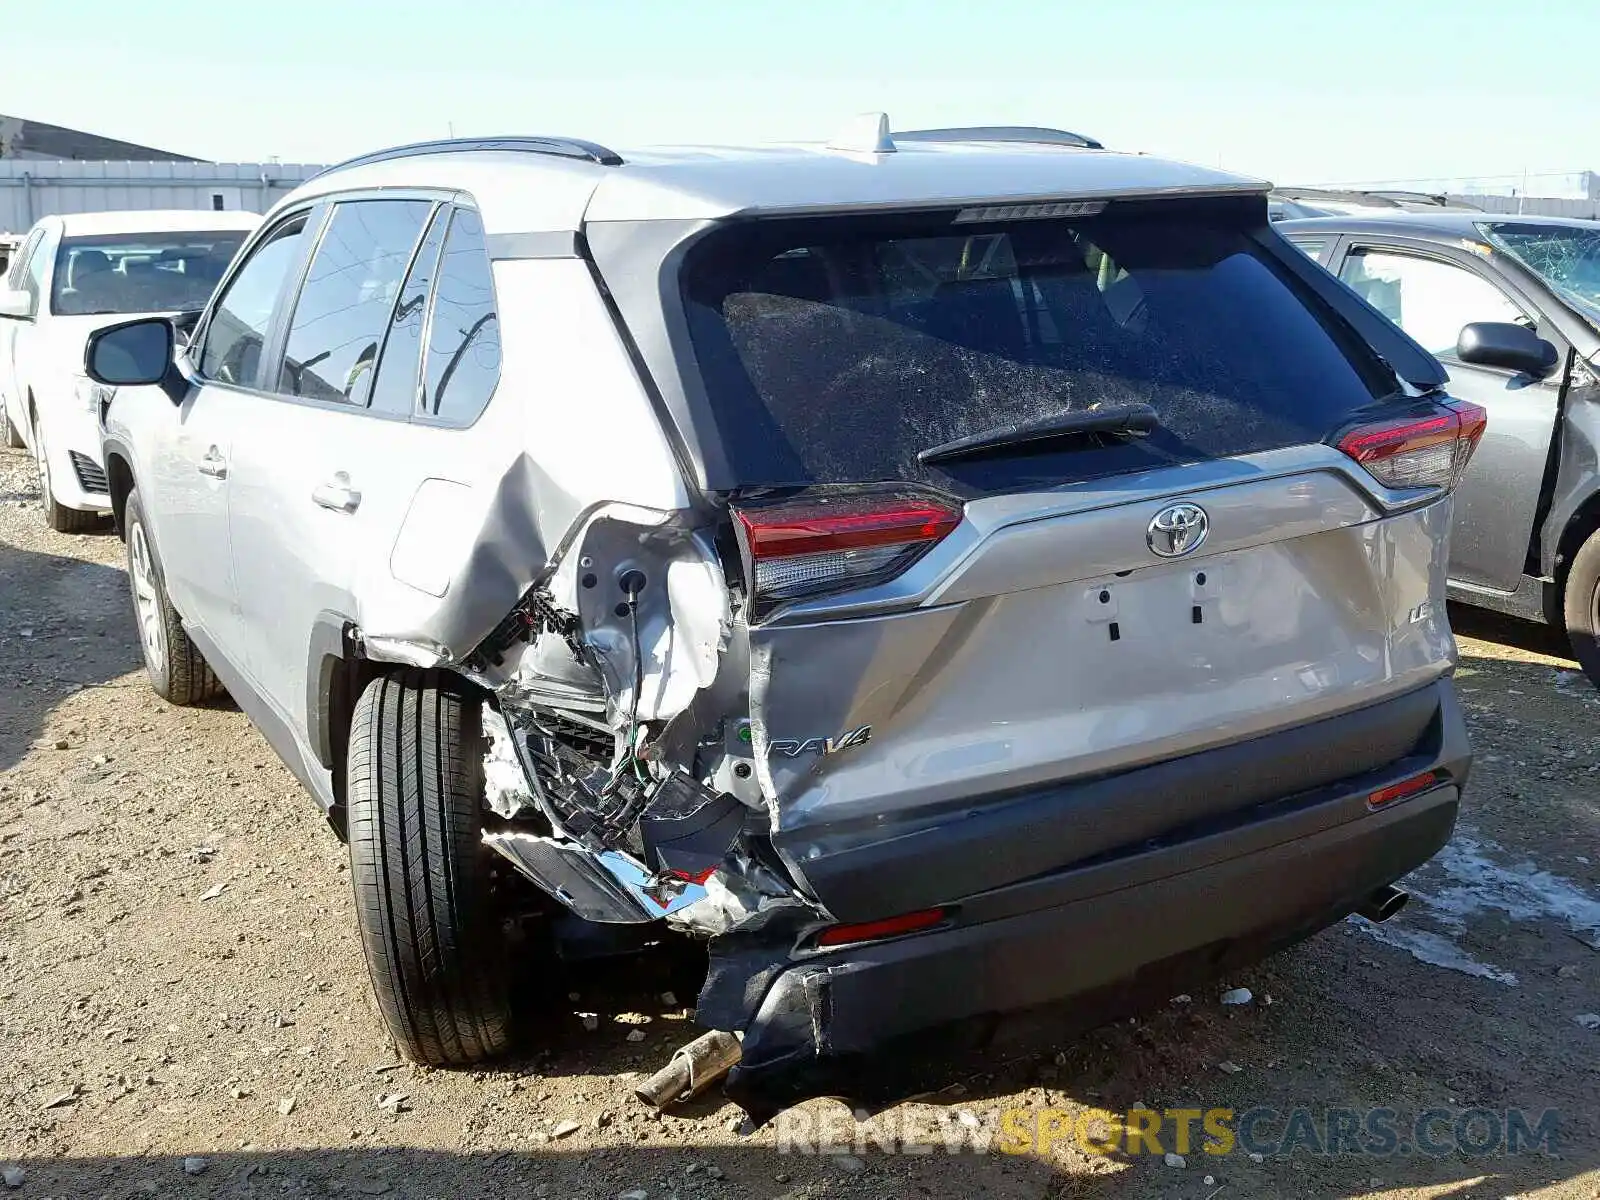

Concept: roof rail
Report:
left=895, top=125, right=1104, bottom=152
left=312, top=136, right=623, bottom=180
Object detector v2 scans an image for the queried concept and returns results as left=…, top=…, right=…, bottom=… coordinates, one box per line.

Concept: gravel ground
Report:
left=1, top=442, right=1597, bottom=1200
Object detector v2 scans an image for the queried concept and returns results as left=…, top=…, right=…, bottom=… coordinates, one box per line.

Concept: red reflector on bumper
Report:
left=1368, top=771, right=1441, bottom=810
left=816, top=907, right=947, bottom=947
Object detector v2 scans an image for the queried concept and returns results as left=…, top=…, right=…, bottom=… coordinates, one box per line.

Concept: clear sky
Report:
left=4, top=0, right=1596, bottom=188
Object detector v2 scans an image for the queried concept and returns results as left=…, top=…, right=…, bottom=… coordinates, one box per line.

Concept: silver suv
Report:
left=91, top=120, right=1476, bottom=1118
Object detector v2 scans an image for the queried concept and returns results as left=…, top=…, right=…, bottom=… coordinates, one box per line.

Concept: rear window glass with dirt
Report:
left=682, top=201, right=1395, bottom=492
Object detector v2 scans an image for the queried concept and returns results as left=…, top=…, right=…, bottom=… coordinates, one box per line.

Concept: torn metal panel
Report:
left=562, top=514, right=730, bottom=728
left=482, top=704, right=537, bottom=820
left=355, top=454, right=567, bottom=670
left=485, top=831, right=711, bottom=923
left=665, top=853, right=817, bottom=937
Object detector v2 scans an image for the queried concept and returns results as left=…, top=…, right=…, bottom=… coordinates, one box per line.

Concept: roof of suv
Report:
left=279, top=129, right=1268, bottom=235
left=1277, top=210, right=1600, bottom=241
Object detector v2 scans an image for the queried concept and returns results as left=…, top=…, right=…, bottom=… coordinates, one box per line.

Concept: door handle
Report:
left=312, top=473, right=361, bottom=514
left=197, top=447, right=228, bottom=479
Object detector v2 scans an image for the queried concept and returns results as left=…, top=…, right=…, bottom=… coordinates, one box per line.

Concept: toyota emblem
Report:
left=1147, top=503, right=1209, bottom=558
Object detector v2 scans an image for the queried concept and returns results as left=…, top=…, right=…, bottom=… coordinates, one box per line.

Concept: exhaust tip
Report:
left=1357, top=884, right=1409, bottom=923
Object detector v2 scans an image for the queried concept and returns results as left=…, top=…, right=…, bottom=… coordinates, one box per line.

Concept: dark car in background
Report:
left=1279, top=212, right=1600, bottom=682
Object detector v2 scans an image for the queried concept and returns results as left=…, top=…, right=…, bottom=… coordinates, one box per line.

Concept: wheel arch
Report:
left=103, top=441, right=136, bottom=537
left=306, top=614, right=389, bottom=828
left=1551, top=487, right=1600, bottom=627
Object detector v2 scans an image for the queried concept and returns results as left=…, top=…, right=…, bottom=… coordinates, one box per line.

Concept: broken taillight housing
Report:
left=733, top=489, right=963, bottom=618
left=1334, top=399, right=1488, bottom=492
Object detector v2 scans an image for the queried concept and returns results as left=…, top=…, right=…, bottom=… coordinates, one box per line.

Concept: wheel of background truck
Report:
left=31, top=408, right=100, bottom=534
left=123, top=488, right=224, bottom=705
left=1563, top=525, right=1600, bottom=688
left=0, top=401, right=23, bottom=449
left=346, top=671, right=516, bottom=1067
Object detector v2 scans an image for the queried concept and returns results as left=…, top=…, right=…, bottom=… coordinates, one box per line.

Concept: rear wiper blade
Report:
left=917, top=403, right=1159, bottom=466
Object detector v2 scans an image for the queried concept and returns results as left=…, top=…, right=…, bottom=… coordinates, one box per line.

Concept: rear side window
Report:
left=682, top=202, right=1395, bottom=493
left=420, top=208, right=500, bottom=424
left=1289, top=237, right=1330, bottom=264
left=19, top=233, right=50, bottom=316
left=6, top=229, right=41, bottom=290
left=199, top=215, right=307, bottom=387
left=278, top=199, right=433, bottom=406
left=367, top=205, right=448, bottom=415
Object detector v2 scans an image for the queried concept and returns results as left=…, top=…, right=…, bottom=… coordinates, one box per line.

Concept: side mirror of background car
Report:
left=85, top=317, right=176, bottom=388
left=1456, top=321, right=1560, bottom=379
left=0, top=289, right=32, bottom=319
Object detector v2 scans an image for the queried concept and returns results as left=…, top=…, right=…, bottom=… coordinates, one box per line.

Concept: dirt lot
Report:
left=1, top=442, right=1597, bottom=1200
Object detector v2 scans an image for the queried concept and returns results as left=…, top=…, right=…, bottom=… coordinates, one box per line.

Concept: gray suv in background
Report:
left=90, top=123, right=1475, bottom=1118
left=1281, top=212, right=1600, bottom=680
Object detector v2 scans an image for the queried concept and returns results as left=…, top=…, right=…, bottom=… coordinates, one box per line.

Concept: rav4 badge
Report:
left=769, top=726, right=873, bottom=758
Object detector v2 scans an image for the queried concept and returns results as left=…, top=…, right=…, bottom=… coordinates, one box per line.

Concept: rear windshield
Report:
left=51, top=231, right=247, bottom=317
left=681, top=201, right=1396, bottom=493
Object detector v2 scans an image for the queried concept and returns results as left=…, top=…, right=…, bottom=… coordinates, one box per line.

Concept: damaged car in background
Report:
left=91, top=118, right=1476, bottom=1120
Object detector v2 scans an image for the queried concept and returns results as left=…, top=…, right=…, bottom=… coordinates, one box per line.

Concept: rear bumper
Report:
left=724, top=678, right=1469, bottom=1118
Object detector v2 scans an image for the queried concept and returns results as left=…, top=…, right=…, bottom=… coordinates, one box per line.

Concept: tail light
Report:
left=815, top=907, right=948, bottom=947
left=733, top=489, right=962, bottom=618
left=1335, top=399, right=1487, bottom=491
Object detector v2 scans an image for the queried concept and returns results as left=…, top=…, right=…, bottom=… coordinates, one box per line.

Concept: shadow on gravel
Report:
left=0, top=538, right=141, bottom=773
left=1448, top=602, right=1576, bottom=663
left=3, top=1140, right=1590, bottom=1200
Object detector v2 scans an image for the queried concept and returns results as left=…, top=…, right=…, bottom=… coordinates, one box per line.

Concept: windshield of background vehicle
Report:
left=682, top=198, right=1398, bottom=495
left=1483, top=222, right=1600, bottom=332
left=50, top=231, right=247, bottom=317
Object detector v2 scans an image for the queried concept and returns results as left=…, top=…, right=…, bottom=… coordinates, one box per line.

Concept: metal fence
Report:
left=0, top=159, right=325, bottom=233
left=1448, top=194, right=1600, bottom=220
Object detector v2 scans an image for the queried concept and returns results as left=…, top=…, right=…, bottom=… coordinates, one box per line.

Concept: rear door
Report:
left=673, top=199, right=1466, bottom=906
left=1332, top=239, right=1565, bottom=592
left=225, top=196, right=439, bottom=721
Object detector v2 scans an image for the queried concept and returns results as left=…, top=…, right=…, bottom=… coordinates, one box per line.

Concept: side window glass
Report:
left=198, top=215, right=309, bottom=387
left=1289, top=238, right=1328, bottom=264
left=7, top=230, right=41, bottom=290
left=421, top=208, right=500, bottom=423
left=277, top=199, right=433, bottom=406
left=1339, top=249, right=1526, bottom=358
left=22, top=237, right=51, bottom=315
left=367, top=205, right=447, bottom=415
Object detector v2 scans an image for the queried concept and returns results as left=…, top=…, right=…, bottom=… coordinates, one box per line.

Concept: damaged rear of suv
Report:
left=92, top=121, right=1477, bottom=1120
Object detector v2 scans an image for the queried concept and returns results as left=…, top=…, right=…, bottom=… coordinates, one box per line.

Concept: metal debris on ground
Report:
left=634, top=1030, right=743, bottom=1110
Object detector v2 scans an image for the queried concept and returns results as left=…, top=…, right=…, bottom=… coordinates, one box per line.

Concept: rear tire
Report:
left=346, top=671, right=516, bottom=1067
left=32, top=407, right=101, bottom=533
left=1563, top=526, right=1600, bottom=688
left=124, top=489, right=224, bottom=705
